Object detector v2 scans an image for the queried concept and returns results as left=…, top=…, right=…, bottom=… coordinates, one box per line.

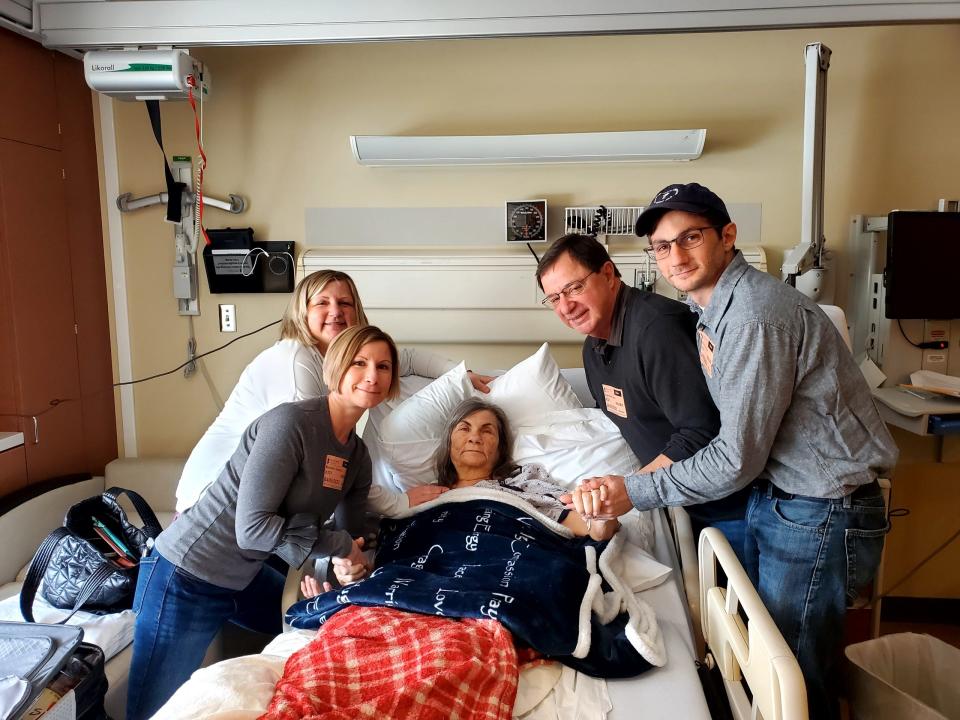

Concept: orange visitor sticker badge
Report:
left=698, top=329, right=715, bottom=377
left=323, top=455, right=348, bottom=490
left=602, top=384, right=628, bottom=418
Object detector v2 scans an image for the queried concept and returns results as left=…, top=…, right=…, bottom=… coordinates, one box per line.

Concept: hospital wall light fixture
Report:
left=349, top=129, right=706, bottom=166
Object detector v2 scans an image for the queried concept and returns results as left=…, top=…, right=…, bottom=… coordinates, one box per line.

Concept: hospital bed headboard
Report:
left=299, top=247, right=767, bottom=344
left=699, top=527, right=808, bottom=720
left=559, top=367, right=592, bottom=406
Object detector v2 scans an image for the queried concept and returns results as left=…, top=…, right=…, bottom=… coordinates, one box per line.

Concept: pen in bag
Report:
left=91, top=516, right=135, bottom=560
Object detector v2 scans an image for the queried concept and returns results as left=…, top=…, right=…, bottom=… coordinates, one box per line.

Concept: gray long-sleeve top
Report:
left=626, top=251, right=898, bottom=510
left=156, top=397, right=370, bottom=590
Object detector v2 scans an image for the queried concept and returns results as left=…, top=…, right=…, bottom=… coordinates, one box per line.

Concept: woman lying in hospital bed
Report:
left=151, top=348, right=675, bottom=720
left=305, top=396, right=621, bottom=593
left=267, top=398, right=655, bottom=719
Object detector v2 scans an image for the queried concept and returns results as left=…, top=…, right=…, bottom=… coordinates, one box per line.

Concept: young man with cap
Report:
left=536, top=233, right=749, bottom=536
left=573, top=182, right=898, bottom=719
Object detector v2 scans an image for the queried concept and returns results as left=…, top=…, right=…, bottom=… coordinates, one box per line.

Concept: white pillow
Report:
left=374, top=438, right=442, bottom=491
left=379, top=362, right=474, bottom=444
left=512, top=408, right=641, bottom=490
left=365, top=375, right=434, bottom=440
left=363, top=375, right=436, bottom=493
left=487, top=343, right=582, bottom=428
left=376, top=344, right=583, bottom=486
left=559, top=367, right=594, bottom=407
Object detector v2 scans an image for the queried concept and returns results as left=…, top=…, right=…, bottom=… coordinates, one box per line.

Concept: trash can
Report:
left=845, top=632, right=960, bottom=720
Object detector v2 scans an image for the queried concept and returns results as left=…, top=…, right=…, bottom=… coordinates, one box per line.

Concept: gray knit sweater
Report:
left=156, top=397, right=370, bottom=590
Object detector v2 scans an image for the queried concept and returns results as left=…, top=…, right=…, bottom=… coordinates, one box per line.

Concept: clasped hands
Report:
left=300, top=535, right=372, bottom=598
left=560, top=474, right=634, bottom=520
left=300, top=478, right=458, bottom=598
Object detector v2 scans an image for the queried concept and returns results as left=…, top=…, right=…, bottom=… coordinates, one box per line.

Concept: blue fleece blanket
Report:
left=285, top=489, right=664, bottom=678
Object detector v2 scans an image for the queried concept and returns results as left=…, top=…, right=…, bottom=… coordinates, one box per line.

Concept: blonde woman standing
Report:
left=128, top=326, right=403, bottom=720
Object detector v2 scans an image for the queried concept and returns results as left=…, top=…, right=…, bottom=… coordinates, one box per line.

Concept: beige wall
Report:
left=882, top=431, right=960, bottom=598
left=103, top=24, right=960, bottom=595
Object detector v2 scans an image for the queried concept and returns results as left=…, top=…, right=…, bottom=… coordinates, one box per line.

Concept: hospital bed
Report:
left=148, top=359, right=804, bottom=720
left=156, top=435, right=712, bottom=719
left=275, top=481, right=711, bottom=720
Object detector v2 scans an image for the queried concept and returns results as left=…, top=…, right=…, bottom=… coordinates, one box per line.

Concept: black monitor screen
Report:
left=885, top=211, right=960, bottom=319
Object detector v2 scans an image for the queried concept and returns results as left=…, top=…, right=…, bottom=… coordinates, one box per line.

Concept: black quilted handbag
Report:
left=20, top=487, right=162, bottom=622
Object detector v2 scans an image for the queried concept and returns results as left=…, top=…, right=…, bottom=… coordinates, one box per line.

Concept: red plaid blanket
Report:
left=259, top=605, right=525, bottom=720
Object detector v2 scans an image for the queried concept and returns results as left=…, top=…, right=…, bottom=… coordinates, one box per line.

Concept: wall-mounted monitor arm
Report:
left=782, top=42, right=831, bottom=299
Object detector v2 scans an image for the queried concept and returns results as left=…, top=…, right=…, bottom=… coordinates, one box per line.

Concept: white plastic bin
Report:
left=845, top=633, right=960, bottom=720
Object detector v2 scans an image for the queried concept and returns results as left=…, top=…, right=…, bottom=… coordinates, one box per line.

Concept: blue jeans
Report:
left=743, top=483, right=888, bottom=720
left=125, top=551, right=284, bottom=720
left=687, top=487, right=751, bottom=570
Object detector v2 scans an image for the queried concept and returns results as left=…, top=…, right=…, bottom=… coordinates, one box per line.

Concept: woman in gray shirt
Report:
left=125, top=325, right=400, bottom=720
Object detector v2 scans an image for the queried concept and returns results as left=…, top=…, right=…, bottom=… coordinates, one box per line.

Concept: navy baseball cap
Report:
left=634, top=183, right=731, bottom=237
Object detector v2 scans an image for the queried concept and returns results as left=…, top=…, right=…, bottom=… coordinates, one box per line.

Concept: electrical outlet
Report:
left=922, top=319, right=949, bottom=373
left=219, top=304, right=236, bottom=332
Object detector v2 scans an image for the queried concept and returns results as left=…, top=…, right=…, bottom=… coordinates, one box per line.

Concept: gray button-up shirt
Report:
left=626, top=251, right=898, bottom=509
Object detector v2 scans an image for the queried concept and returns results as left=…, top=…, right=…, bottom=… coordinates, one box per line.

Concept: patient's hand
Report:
left=467, top=371, right=494, bottom=394
left=587, top=517, right=621, bottom=541
left=300, top=575, right=333, bottom=599
left=561, top=482, right=607, bottom=518
left=331, top=537, right=372, bottom=585
left=564, top=476, right=634, bottom=519
left=406, top=484, right=448, bottom=507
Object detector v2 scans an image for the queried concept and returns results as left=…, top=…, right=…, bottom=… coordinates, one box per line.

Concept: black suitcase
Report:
left=17, top=641, right=108, bottom=720
left=57, top=643, right=108, bottom=720
left=0, top=621, right=82, bottom=719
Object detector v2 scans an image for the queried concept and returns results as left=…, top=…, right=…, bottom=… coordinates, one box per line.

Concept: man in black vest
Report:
left=536, top=233, right=747, bottom=530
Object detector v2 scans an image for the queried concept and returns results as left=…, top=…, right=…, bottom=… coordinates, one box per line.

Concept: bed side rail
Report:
left=666, top=506, right=704, bottom=658
left=699, top=527, right=807, bottom=720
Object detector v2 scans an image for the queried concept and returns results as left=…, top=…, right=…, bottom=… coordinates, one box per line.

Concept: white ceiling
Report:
left=0, top=0, right=32, bottom=28
left=28, top=0, right=960, bottom=50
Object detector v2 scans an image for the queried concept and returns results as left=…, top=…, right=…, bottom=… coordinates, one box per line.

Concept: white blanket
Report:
left=155, top=630, right=617, bottom=720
